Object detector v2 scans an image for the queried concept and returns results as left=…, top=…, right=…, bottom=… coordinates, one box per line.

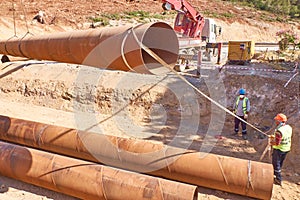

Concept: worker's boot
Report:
left=231, top=131, right=238, bottom=136
left=274, top=178, right=282, bottom=186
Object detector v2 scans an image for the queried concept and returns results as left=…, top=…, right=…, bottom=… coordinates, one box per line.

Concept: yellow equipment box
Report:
left=228, top=41, right=255, bottom=64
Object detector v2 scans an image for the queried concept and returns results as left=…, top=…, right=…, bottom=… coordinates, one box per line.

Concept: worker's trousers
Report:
left=272, top=149, right=288, bottom=182
left=234, top=116, right=247, bottom=135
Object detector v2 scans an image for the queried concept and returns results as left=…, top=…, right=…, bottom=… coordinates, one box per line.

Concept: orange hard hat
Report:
left=274, top=113, right=287, bottom=122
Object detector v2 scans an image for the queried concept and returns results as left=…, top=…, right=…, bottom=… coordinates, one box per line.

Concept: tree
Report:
left=276, top=29, right=300, bottom=52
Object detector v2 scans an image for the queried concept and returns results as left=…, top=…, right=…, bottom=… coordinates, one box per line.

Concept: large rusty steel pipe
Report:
left=0, top=22, right=179, bottom=74
left=0, top=141, right=197, bottom=200
left=0, top=116, right=274, bottom=199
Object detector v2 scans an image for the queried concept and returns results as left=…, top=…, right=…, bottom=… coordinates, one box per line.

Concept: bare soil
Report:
left=0, top=0, right=299, bottom=200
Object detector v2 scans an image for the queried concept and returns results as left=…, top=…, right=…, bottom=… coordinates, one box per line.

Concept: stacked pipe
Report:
left=0, top=141, right=197, bottom=200
left=0, top=22, right=179, bottom=74
left=0, top=115, right=274, bottom=199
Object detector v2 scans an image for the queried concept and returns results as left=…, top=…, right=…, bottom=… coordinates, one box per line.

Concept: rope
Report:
left=163, top=148, right=172, bottom=173
left=17, top=32, right=33, bottom=57
left=11, top=0, right=17, bottom=36
left=284, top=71, right=299, bottom=88
left=120, top=28, right=135, bottom=72
left=130, top=26, right=268, bottom=137
left=259, top=137, right=272, bottom=161
left=4, top=35, right=18, bottom=55
left=20, top=0, right=31, bottom=34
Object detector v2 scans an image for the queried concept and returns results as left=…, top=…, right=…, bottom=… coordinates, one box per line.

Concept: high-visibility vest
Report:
left=235, top=97, right=248, bottom=114
left=273, top=124, right=292, bottom=152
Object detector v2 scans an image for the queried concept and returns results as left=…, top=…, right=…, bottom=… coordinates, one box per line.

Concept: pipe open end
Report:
left=139, top=22, right=179, bottom=75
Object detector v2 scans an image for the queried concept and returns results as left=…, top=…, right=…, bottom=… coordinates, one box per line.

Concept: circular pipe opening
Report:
left=141, top=22, right=179, bottom=75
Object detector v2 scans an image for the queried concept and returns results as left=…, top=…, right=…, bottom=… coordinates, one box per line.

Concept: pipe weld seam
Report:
left=216, top=156, right=229, bottom=185
left=50, top=155, right=58, bottom=187
left=116, top=139, right=123, bottom=163
left=246, top=160, right=254, bottom=192
left=100, top=166, right=108, bottom=200
left=157, top=179, right=165, bottom=200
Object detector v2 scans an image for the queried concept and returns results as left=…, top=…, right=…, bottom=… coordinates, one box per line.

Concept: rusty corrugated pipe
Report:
left=0, top=22, right=179, bottom=74
left=0, top=141, right=197, bottom=200
left=0, top=115, right=274, bottom=199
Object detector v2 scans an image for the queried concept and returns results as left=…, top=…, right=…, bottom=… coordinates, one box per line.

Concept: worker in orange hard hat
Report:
left=270, top=113, right=293, bottom=186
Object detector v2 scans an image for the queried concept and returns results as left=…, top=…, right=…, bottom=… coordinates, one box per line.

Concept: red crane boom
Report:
left=162, top=0, right=205, bottom=38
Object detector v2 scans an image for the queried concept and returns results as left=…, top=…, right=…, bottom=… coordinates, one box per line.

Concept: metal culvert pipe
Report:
left=0, top=116, right=273, bottom=199
left=0, top=141, right=197, bottom=200
left=0, top=22, right=179, bottom=74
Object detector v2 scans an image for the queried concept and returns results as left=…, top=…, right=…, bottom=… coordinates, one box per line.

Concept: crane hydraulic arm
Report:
left=162, top=0, right=205, bottom=38
left=162, top=0, right=199, bottom=22
left=161, top=0, right=222, bottom=69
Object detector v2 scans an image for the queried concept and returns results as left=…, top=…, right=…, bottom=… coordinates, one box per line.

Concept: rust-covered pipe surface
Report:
left=0, top=116, right=273, bottom=199
left=0, top=22, right=178, bottom=74
left=0, top=141, right=197, bottom=200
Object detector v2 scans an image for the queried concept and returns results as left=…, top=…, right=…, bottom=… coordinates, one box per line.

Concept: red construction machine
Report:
left=162, top=0, right=222, bottom=72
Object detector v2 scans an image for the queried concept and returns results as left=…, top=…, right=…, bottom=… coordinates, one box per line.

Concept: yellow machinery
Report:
left=228, top=41, right=255, bottom=64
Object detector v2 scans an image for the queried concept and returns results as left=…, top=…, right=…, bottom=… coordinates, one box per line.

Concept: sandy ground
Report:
left=0, top=0, right=299, bottom=199
left=0, top=175, right=78, bottom=200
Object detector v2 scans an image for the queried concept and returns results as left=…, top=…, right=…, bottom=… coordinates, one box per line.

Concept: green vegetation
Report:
left=89, top=11, right=172, bottom=26
left=259, top=13, right=275, bottom=21
left=222, top=0, right=300, bottom=18
left=90, top=17, right=110, bottom=26
left=124, top=10, right=168, bottom=21
left=220, top=12, right=235, bottom=18
left=203, top=10, right=235, bottom=18
left=276, top=29, right=300, bottom=51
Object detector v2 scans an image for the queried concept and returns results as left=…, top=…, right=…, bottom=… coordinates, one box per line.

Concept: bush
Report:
left=276, top=29, right=300, bottom=51
left=222, top=0, right=300, bottom=18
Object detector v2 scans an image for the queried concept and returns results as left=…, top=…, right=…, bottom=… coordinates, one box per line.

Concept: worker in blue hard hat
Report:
left=232, top=88, right=250, bottom=140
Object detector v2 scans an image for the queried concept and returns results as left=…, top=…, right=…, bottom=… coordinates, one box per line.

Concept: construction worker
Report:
left=270, top=113, right=292, bottom=186
left=233, top=88, right=250, bottom=140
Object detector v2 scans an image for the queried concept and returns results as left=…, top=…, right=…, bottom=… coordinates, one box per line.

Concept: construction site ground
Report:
left=0, top=0, right=299, bottom=200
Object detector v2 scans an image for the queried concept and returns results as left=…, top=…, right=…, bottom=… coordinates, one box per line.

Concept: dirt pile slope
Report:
left=0, top=0, right=298, bottom=42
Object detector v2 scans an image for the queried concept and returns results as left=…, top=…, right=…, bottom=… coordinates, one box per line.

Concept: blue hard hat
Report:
left=239, top=88, right=246, bottom=95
